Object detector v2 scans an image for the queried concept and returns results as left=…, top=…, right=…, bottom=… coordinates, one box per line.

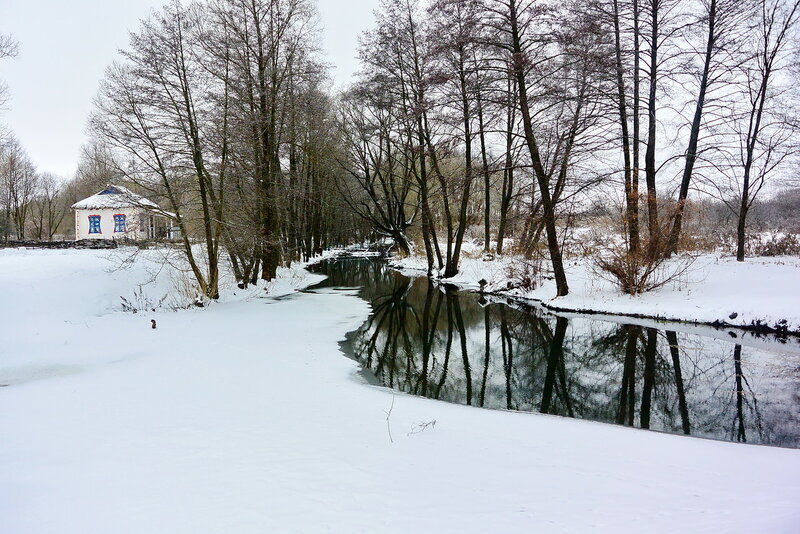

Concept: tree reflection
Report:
left=316, top=259, right=798, bottom=448
left=666, top=331, right=691, bottom=434
left=540, top=317, right=569, bottom=415
left=449, top=288, right=472, bottom=406
left=640, top=328, right=657, bottom=429
left=479, top=301, right=491, bottom=407
left=734, top=345, right=747, bottom=442
left=500, top=307, right=514, bottom=410
left=730, top=344, right=765, bottom=444
left=417, top=280, right=441, bottom=397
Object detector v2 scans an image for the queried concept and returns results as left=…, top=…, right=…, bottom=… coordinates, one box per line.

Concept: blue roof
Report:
left=98, top=186, right=123, bottom=195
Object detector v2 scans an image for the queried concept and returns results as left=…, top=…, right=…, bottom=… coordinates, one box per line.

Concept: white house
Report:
left=72, top=185, right=180, bottom=241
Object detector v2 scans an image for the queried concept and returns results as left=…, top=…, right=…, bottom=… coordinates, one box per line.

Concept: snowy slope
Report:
left=392, top=251, right=800, bottom=333
left=0, top=247, right=323, bottom=386
left=0, top=248, right=798, bottom=533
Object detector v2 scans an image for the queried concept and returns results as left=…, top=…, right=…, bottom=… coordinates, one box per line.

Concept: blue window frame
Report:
left=88, top=215, right=101, bottom=234
left=114, top=214, right=127, bottom=233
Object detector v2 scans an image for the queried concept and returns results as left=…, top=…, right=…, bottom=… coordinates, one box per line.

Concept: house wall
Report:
left=74, top=208, right=144, bottom=240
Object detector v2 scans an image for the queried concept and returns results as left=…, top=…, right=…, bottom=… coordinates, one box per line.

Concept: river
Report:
left=309, top=256, right=800, bottom=448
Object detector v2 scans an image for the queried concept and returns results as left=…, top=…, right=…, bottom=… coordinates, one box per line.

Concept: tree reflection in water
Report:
left=310, top=258, right=800, bottom=448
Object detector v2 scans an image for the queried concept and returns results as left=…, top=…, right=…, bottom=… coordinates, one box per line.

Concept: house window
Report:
left=88, top=215, right=101, bottom=234
left=114, top=214, right=127, bottom=233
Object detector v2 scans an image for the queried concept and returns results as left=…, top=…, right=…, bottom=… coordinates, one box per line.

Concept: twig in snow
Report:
left=385, top=394, right=395, bottom=443
left=408, top=420, right=437, bottom=436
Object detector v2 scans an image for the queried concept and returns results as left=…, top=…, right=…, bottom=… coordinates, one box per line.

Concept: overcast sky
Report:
left=0, top=0, right=379, bottom=177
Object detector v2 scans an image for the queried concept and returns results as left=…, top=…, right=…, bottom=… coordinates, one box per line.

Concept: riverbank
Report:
left=390, top=250, right=800, bottom=336
left=1, top=248, right=799, bottom=533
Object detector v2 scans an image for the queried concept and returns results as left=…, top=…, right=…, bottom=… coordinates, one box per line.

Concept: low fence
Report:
left=0, top=239, right=119, bottom=249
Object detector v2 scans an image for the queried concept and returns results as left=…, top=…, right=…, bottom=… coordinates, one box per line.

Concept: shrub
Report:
left=120, top=284, right=169, bottom=313
left=594, top=240, right=695, bottom=296
left=751, top=233, right=800, bottom=257
left=505, top=256, right=544, bottom=291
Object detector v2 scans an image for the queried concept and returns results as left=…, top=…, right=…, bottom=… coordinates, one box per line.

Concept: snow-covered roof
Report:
left=72, top=185, right=176, bottom=218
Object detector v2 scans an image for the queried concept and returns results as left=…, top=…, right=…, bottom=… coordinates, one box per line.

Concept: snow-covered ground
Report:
left=392, top=245, right=800, bottom=334
left=1, top=247, right=799, bottom=533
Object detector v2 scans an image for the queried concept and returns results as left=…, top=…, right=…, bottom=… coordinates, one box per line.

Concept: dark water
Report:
left=309, top=257, right=800, bottom=448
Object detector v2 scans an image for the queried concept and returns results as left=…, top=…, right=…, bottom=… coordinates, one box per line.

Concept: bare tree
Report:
left=731, top=0, right=800, bottom=261
left=641, top=0, right=688, bottom=253
left=92, top=1, right=228, bottom=298
left=0, top=34, right=17, bottom=60
left=490, top=0, right=570, bottom=295
left=0, top=33, right=19, bottom=142
left=0, top=135, right=38, bottom=240
left=211, top=0, right=321, bottom=281
left=359, top=0, right=444, bottom=274
left=488, top=0, right=609, bottom=296
left=496, top=71, right=520, bottom=255
left=90, top=0, right=358, bottom=295
left=427, top=0, right=488, bottom=277
left=30, top=173, right=68, bottom=241
left=610, top=0, right=641, bottom=255
left=666, top=0, right=751, bottom=255
left=337, top=87, right=417, bottom=255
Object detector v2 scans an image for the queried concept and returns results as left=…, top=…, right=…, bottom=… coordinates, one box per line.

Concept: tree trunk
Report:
left=497, top=75, right=517, bottom=255
left=477, top=87, right=491, bottom=254
left=508, top=0, right=569, bottom=296
left=612, top=0, right=638, bottom=255
left=631, top=0, right=642, bottom=254
left=445, top=46, right=474, bottom=279
left=667, top=0, right=716, bottom=256
left=645, top=1, right=660, bottom=251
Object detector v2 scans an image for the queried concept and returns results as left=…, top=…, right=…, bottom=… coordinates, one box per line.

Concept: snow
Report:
left=1, top=248, right=799, bottom=533
left=71, top=184, right=163, bottom=211
left=391, top=245, right=800, bottom=333
left=71, top=184, right=178, bottom=221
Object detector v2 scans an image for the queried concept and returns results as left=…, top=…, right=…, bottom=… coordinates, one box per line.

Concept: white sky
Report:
left=0, top=0, right=379, bottom=178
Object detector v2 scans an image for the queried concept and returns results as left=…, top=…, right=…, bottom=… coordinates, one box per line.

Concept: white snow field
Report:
left=392, top=247, right=800, bottom=333
left=1, top=248, right=799, bottom=533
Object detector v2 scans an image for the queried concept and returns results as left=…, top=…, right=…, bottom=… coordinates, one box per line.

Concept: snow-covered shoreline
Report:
left=1, top=248, right=799, bottom=533
left=390, top=250, right=800, bottom=336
